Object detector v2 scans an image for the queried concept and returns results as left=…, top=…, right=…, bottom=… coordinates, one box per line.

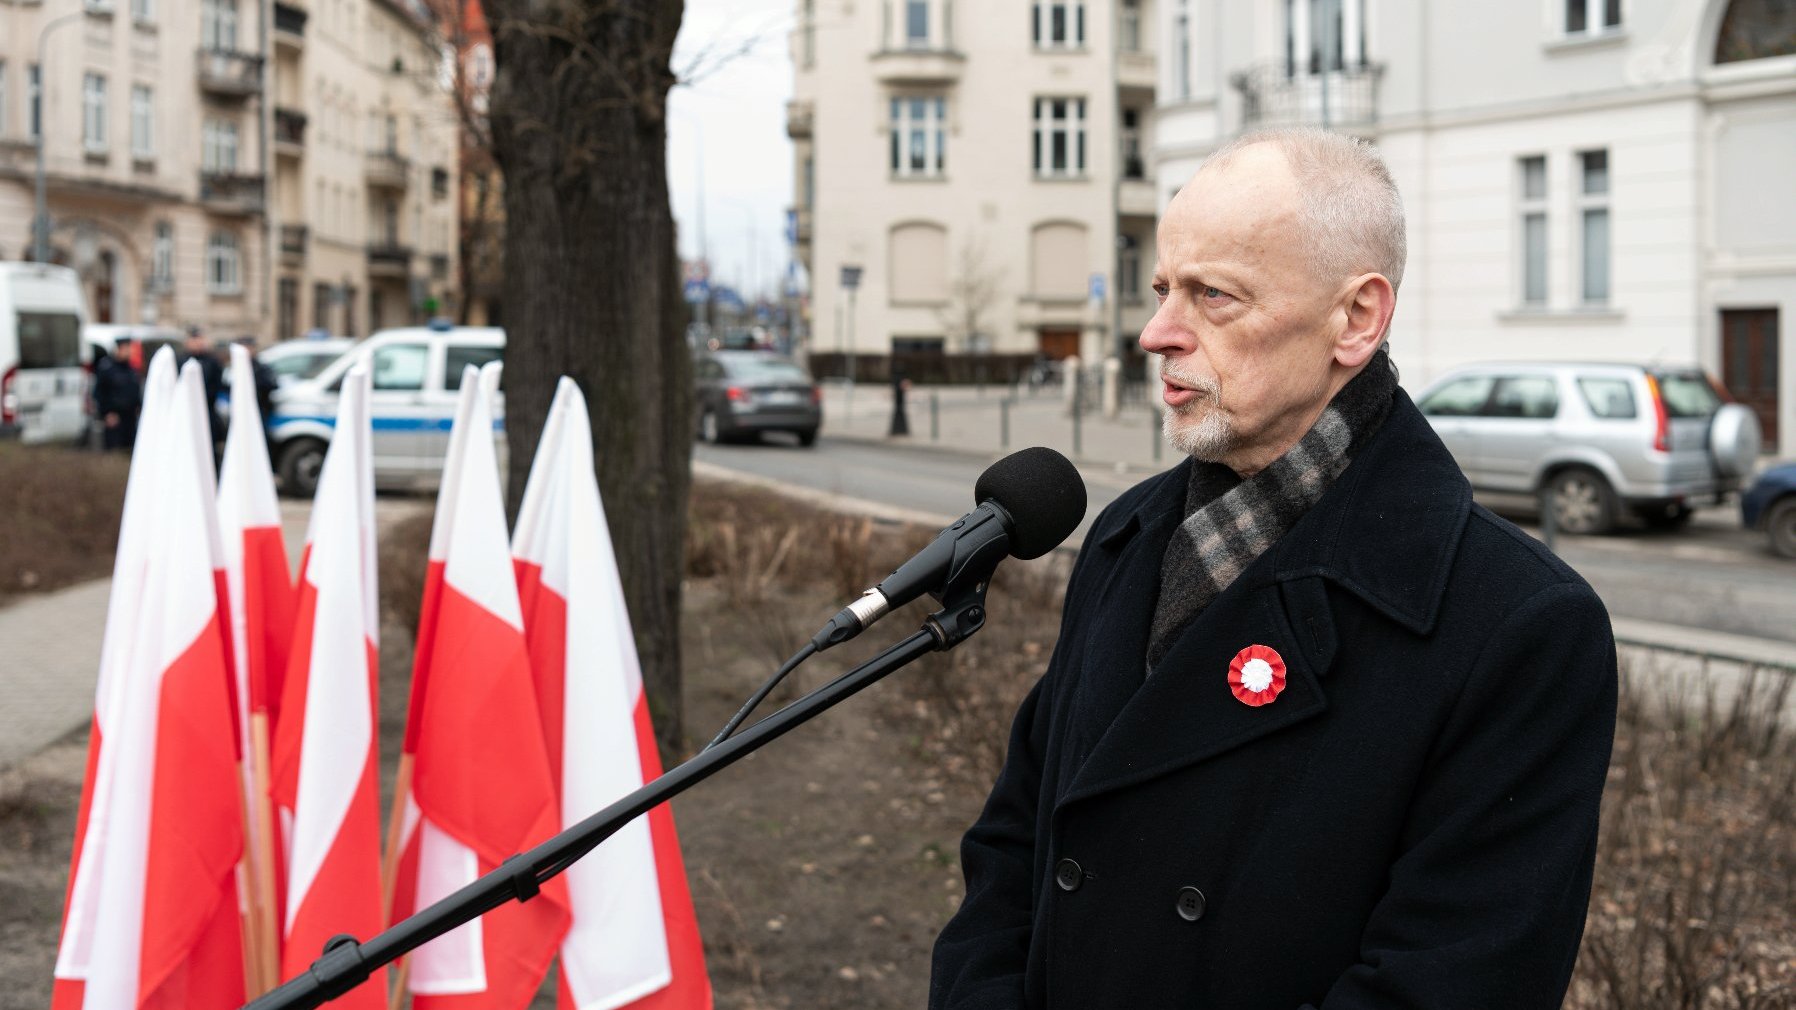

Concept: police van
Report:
left=1, top=263, right=89, bottom=444
left=268, top=322, right=503, bottom=495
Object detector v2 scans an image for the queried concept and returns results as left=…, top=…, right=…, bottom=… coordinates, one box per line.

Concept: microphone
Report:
left=809, top=446, right=1086, bottom=653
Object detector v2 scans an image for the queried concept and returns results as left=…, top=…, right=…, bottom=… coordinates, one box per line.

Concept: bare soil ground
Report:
left=1, top=475, right=1792, bottom=1009
left=0, top=443, right=129, bottom=607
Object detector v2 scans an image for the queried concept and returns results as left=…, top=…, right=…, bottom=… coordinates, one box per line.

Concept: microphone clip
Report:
left=922, top=529, right=1006, bottom=650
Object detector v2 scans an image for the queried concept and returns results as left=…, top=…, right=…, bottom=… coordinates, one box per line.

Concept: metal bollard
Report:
left=1000, top=397, right=1010, bottom=449
left=1151, top=409, right=1162, bottom=464
left=930, top=393, right=939, bottom=441
left=1072, top=382, right=1083, bottom=458
left=1540, top=487, right=1557, bottom=554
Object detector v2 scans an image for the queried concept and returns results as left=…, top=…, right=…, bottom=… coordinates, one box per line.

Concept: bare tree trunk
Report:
left=487, top=0, right=692, bottom=750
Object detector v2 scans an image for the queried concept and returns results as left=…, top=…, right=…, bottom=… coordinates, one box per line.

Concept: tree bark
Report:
left=486, top=0, right=691, bottom=750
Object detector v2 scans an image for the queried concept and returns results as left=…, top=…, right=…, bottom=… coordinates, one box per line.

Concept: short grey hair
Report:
left=1201, top=128, right=1408, bottom=292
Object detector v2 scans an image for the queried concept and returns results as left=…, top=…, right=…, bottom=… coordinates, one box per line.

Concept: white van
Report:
left=268, top=322, right=503, bottom=495
left=1, top=263, right=90, bottom=444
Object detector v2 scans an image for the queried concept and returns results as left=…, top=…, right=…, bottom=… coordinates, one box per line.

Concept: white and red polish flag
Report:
left=267, top=366, right=385, bottom=1009
left=53, top=353, right=247, bottom=1010
left=513, top=377, right=712, bottom=1010
left=390, top=362, right=571, bottom=1009
left=219, top=344, right=296, bottom=984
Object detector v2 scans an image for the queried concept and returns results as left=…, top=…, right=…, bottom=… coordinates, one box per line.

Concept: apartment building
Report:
left=270, top=0, right=459, bottom=340
left=0, top=0, right=459, bottom=342
left=1155, top=0, right=1794, bottom=450
left=790, top=0, right=1161, bottom=365
left=0, top=0, right=272, bottom=335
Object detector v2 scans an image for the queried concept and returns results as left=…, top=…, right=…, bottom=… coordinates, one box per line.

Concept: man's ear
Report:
left=1334, top=273, right=1396, bottom=369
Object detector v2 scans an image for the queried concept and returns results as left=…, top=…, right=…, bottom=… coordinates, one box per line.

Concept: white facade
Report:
left=790, top=0, right=1161, bottom=365
left=1153, top=0, right=1796, bottom=451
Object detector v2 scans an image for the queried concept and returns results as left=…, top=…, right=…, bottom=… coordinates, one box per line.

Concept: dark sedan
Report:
left=1741, top=461, right=1796, bottom=559
left=694, top=351, right=822, bottom=446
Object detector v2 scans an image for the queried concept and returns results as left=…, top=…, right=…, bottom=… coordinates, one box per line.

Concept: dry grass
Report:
left=0, top=443, right=130, bottom=606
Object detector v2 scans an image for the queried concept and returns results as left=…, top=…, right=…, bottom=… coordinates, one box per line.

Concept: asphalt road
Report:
left=695, top=435, right=1796, bottom=645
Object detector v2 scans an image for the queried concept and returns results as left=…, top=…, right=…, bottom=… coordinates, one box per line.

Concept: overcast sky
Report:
left=668, top=0, right=797, bottom=301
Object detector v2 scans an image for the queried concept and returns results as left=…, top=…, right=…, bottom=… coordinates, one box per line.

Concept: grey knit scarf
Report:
left=1147, top=352, right=1397, bottom=670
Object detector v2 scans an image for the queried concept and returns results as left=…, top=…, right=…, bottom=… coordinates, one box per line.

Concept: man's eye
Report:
left=1203, top=286, right=1225, bottom=299
left=1153, top=283, right=1169, bottom=299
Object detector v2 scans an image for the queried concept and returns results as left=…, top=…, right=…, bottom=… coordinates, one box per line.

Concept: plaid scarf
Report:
left=1147, top=352, right=1397, bottom=670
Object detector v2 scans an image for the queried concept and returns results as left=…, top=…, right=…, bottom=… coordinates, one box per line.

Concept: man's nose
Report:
left=1139, top=301, right=1194, bottom=357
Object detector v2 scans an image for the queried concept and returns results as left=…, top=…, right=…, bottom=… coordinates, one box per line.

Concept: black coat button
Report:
left=1055, top=858, right=1084, bottom=892
left=1176, top=886, right=1206, bottom=921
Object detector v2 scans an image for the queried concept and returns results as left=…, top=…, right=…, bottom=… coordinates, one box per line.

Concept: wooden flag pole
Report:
left=250, top=712, right=282, bottom=994
left=381, top=754, right=416, bottom=1010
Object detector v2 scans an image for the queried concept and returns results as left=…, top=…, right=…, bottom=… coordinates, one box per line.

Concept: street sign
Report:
left=786, top=209, right=799, bottom=246
left=1089, top=273, right=1107, bottom=301
left=683, top=277, right=710, bottom=304
left=840, top=264, right=863, bottom=290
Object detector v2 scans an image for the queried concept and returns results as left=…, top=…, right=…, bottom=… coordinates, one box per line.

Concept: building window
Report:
left=1121, top=108, right=1143, bottom=179
left=130, top=85, right=154, bottom=161
left=1579, top=149, right=1610, bottom=304
left=1175, top=0, right=1191, bottom=98
left=1033, top=97, right=1087, bottom=178
left=802, top=0, right=816, bottom=66
left=1518, top=155, right=1548, bottom=306
left=1564, top=0, right=1621, bottom=35
left=28, top=65, right=41, bottom=142
left=1120, top=0, right=1141, bottom=51
left=202, top=118, right=239, bottom=171
left=904, top=0, right=929, bottom=47
left=132, top=0, right=154, bottom=25
left=1033, top=2, right=1086, bottom=49
left=803, top=155, right=815, bottom=209
left=1285, top=0, right=1366, bottom=75
left=207, top=231, right=242, bottom=295
left=1714, top=0, right=1796, bottom=63
left=889, top=96, right=947, bottom=178
left=83, top=73, right=107, bottom=154
left=202, top=0, right=239, bottom=50
left=313, top=282, right=333, bottom=333
left=152, top=222, right=174, bottom=290
left=1120, top=234, right=1142, bottom=303
left=0, top=62, right=7, bottom=139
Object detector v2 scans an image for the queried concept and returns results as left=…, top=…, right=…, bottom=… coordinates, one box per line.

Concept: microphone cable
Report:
left=702, top=641, right=818, bottom=752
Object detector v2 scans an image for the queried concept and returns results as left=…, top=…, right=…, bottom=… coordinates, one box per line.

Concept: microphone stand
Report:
left=243, top=545, right=1003, bottom=1010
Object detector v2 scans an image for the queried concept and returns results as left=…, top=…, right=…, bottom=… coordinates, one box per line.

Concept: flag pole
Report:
left=380, top=754, right=414, bottom=1010
left=251, top=712, right=282, bottom=993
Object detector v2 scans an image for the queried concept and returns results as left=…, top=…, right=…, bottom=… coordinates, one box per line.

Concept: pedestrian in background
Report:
left=183, top=325, right=227, bottom=447
left=235, top=336, right=278, bottom=425
left=91, top=340, right=142, bottom=452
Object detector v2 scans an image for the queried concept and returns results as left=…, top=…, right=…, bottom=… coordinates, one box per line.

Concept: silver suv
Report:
left=1415, top=363, right=1762, bottom=535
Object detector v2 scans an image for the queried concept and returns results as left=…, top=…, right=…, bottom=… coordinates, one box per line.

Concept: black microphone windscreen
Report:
left=974, top=447, right=1087, bottom=560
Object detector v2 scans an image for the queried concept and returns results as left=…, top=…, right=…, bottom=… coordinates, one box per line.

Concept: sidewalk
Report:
left=821, top=380, right=1174, bottom=473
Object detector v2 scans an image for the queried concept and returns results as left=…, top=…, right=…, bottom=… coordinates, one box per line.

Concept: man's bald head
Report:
left=1191, top=128, right=1407, bottom=293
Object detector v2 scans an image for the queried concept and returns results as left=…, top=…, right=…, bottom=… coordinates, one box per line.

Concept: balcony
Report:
left=870, top=48, right=965, bottom=85
left=196, top=49, right=264, bottom=98
left=274, top=108, right=307, bottom=158
left=1231, top=61, right=1384, bottom=132
left=364, top=149, right=410, bottom=189
left=199, top=172, right=265, bottom=214
left=1117, top=48, right=1156, bottom=95
left=786, top=100, right=813, bottom=140
left=280, top=223, right=308, bottom=263
left=1119, top=178, right=1156, bottom=218
left=273, top=2, right=307, bottom=51
left=367, top=243, right=413, bottom=278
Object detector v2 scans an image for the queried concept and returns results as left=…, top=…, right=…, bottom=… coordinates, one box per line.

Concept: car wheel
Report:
left=1768, top=498, right=1796, bottom=559
left=1544, top=468, right=1617, bottom=536
left=699, top=409, right=720, bottom=444
left=279, top=438, right=327, bottom=498
left=796, top=428, right=818, bottom=447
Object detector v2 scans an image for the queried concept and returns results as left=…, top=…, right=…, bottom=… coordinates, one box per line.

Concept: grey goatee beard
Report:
left=1161, top=369, right=1238, bottom=461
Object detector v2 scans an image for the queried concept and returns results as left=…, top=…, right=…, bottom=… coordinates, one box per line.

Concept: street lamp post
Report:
left=33, top=10, right=86, bottom=264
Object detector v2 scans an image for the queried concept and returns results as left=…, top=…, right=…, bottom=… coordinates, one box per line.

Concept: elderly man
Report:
left=930, top=129, right=1616, bottom=1009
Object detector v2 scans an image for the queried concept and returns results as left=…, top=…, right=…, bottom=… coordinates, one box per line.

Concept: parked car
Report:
left=1741, top=462, right=1796, bottom=559
left=693, top=351, right=822, bottom=446
left=84, top=324, right=184, bottom=370
left=1414, top=362, right=1761, bottom=535
left=258, top=336, right=354, bottom=387
left=268, top=322, right=503, bottom=496
left=1, top=263, right=89, bottom=443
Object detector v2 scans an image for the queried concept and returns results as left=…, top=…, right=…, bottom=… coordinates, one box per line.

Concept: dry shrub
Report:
left=1569, top=658, right=1796, bottom=1010
left=378, top=510, right=434, bottom=635
left=0, top=443, right=130, bottom=604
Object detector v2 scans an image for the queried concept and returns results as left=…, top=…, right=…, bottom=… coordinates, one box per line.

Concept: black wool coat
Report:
left=930, top=390, right=1618, bottom=1010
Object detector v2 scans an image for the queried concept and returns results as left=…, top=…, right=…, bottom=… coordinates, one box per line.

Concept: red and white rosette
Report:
left=1227, top=644, right=1287, bottom=707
